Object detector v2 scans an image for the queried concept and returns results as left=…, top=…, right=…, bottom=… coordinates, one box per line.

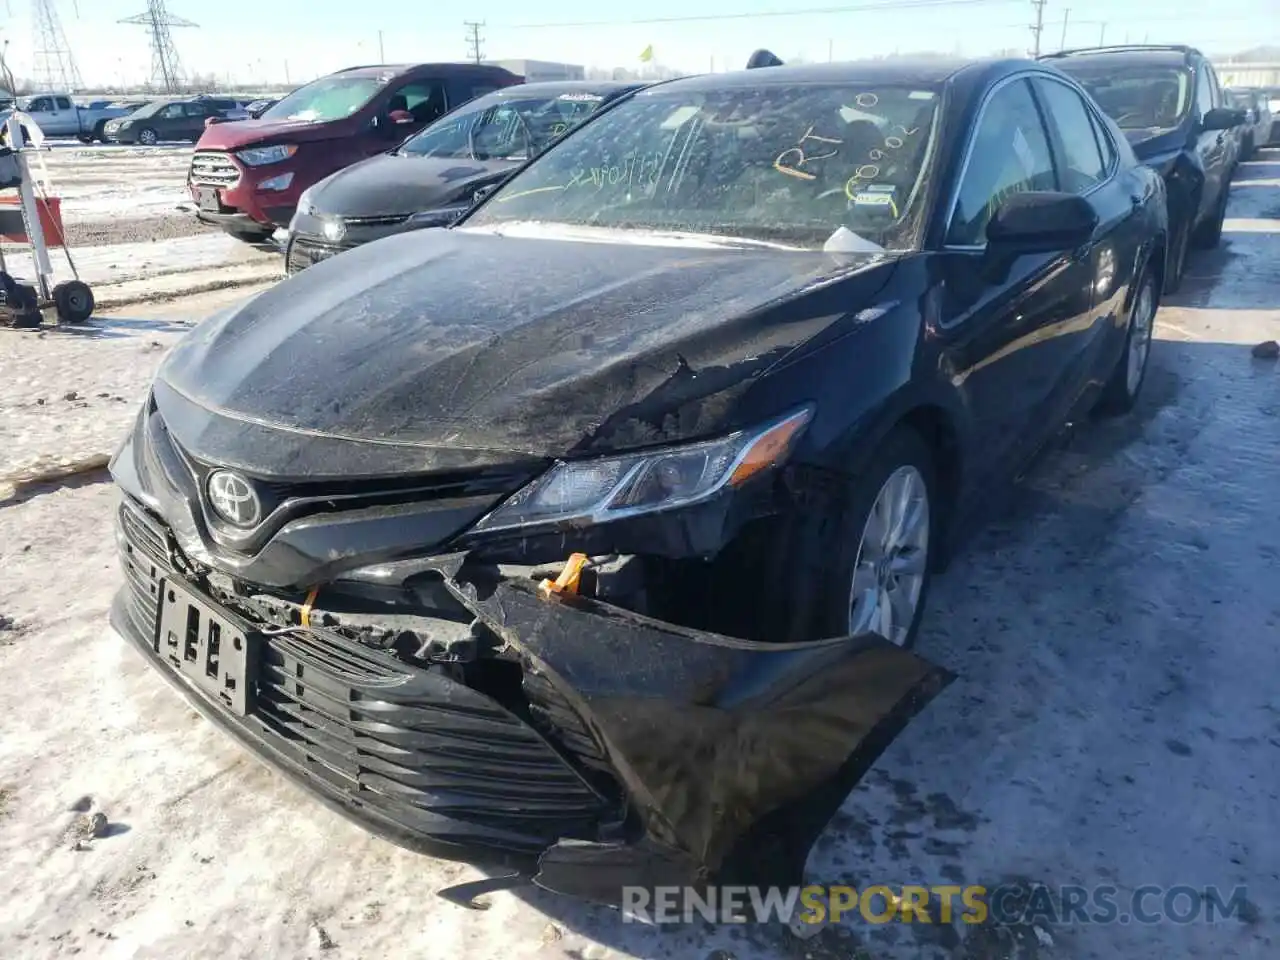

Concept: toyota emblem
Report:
left=206, top=470, right=262, bottom=527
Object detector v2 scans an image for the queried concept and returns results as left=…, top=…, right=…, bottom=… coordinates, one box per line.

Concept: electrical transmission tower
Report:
left=464, top=21, right=485, bottom=64
left=32, top=0, right=84, bottom=91
left=119, top=0, right=198, bottom=93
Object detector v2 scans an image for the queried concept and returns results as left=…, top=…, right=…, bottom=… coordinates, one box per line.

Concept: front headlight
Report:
left=116, top=120, right=132, bottom=130
left=472, top=407, right=813, bottom=535
left=319, top=216, right=346, bottom=243
left=405, top=205, right=471, bottom=229
left=236, top=143, right=297, bottom=166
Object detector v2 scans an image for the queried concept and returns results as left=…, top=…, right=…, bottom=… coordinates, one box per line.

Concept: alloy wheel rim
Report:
left=140, top=130, right=156, bottom=145
left=1126, top=279, right=1155, bottom=395
left=847, top=465, right=930, bottom=646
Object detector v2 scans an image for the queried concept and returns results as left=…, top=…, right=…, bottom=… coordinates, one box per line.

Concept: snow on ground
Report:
left=0, top=151, right=1277, bottom=960
left=1, top=141, right=281, bottom=316
left=9, top=142, right=230, bottom=245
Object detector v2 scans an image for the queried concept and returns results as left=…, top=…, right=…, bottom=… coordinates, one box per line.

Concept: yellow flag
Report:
left=639, top=44, right=654, bottom=62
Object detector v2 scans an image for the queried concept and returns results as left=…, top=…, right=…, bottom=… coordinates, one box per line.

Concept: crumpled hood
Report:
left=157, top=227, right=896, bottom=476
left=310, top=153, right=516, bottom=218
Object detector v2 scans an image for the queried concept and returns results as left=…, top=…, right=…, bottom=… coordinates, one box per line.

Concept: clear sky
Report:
left=1, top=0, right=1276, bottom=88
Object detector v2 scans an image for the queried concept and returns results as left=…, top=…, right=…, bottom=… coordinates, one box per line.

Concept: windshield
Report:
left=128, top=100, right=168, bottom=119
left=465, top=83, right=941, bottom=251
left=1057, top=65, right=1192, bottom=131
left=260, top=76, right=383, bottom=123
left=399, top=92, right=612, bottom=161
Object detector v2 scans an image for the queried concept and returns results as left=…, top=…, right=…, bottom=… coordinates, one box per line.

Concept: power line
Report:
left=464, top=20, right=485, bottom=64
left=508, top=0, right=1021, bottom=30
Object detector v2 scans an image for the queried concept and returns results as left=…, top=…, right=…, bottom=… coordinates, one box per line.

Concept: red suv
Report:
left=188, top=63, right=522, bottom=243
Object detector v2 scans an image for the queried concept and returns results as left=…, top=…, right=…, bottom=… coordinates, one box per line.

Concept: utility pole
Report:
left=1029, top=0, right=1047, bottom=58
left=1059, top=8, right=1070, bottom=50
left=464, top=21, right=485, bottom=64
left=377, top=30, right=385, bottom=62
left=1098, top=22, right=1106, bottom=44
left=828, top=39, right=834, bottom=62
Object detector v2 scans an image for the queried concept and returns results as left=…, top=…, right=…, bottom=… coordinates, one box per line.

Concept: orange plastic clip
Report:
left=539, top=553, right=590, bottom=598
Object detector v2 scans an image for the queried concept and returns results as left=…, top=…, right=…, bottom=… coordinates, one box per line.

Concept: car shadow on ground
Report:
left=27, top=315, right=194, bottom=340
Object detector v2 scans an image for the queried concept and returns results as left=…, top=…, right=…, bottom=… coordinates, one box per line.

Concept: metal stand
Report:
left=0, top=112, right=95, bottom=327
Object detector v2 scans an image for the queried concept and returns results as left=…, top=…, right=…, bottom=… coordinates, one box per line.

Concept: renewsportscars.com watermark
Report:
left=621, top=884, right=1257, bottom=926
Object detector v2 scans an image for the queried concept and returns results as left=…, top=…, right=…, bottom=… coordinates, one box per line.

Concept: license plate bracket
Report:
left=196, top=187, right=221, bottom=212
left=157, top=579, right=258, bottom=716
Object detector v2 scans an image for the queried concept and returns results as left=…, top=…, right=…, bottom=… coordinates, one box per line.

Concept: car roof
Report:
left=631, top=57, right=1060, bottom=98
left=337, top=63, right=515, bottom=79
left=652, top=58, right=978, bottom=91
left=1039, top=45, right=1200, bottom=68
left=489, top=80, right=648, bottom=99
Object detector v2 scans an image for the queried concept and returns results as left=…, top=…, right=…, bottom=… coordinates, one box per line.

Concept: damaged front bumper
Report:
left=113, top=494, right=953, bottom=908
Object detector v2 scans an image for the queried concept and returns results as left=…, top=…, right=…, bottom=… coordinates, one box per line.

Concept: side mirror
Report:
left=981, top=191, right=1097, bottom=283
left=471, top=182, right=500, bottom=205
left=1202, top=107, right=1247, bottom=131
left=986, top=191, right=1098, bottom=252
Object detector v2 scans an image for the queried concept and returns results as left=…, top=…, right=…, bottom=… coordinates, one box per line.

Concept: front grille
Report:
left=119, top=499, right=168, bottom=643
left=115, top=496, right=618, bottom=850
left=286, top=237, right=341, bottom=274
left=189, top=151, right=240, bottom=188
left=345, top=213, right=411, bottom=227
left=256, top=632, right=610, bottom=843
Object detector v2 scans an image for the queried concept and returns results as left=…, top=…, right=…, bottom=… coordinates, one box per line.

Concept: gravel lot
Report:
left=0, top=145, right=1276, bottom=960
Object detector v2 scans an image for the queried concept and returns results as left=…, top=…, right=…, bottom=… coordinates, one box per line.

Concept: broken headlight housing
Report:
left=472, top=406, right=813, bottom=534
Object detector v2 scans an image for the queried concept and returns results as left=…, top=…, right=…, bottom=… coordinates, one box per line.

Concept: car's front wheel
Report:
left=781, top=427, right=937, bottom=648
left=136, top=127, right=158, bottom=146
left=1095, top=268, right=1157, bottom=417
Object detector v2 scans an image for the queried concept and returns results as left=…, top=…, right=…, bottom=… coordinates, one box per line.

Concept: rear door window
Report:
left=1031, top=77, right=1108, bottom=192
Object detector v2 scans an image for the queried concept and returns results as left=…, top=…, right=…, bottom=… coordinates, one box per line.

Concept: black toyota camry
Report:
left=110, top=55, right=1166, bottom=906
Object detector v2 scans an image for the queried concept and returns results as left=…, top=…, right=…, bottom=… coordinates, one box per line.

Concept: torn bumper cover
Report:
left=112, top=504, right=953, bottom=908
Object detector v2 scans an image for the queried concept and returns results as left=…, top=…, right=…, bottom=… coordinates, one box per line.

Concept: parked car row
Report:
left=116, top=46, right=1246, bottom=907
left=1038, top=44, right=1248, bottom=293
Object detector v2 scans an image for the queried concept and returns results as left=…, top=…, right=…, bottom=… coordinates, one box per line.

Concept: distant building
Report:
left=1216, top=62, right=1280, bottom=88
left=487, top=59, right=585, bottom=82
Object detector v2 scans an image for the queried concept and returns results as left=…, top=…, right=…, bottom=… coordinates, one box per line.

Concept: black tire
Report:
left=52, top=280, right=95, bottom=324
left=93, top=121, right=108, bottom=143
left=1192, top=185, right=1229, bottom=250
left=77, top=133, right=94, bottom=144
left=1094, top=268, right=1158, bottom=417
left=136, top=127, right=158, bottom=146
left=773, top=427, right=937, bottom=648
left=223, top=225, right=274, bottom=244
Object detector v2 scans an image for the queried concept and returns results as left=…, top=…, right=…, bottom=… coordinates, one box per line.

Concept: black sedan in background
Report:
left=110, top=55, right=1166, bottom=907
left=284, top=80, right=646, bottom=273
left=104, top=97, right=238, bottom=145
left=1041, top=44, right=1245, bottom=292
